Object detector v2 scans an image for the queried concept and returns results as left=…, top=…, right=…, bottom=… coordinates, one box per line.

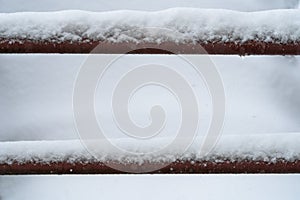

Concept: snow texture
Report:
left=1, top=132, right=300, bottom=164
left=1, top=8, right=300, bottom=44
left=0, top=0, right=299, bottom=13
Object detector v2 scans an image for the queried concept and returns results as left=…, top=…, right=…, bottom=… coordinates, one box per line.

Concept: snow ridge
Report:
left=0, top=8, right=300, bottom=44
left=1, top=133, right=300, bottom=164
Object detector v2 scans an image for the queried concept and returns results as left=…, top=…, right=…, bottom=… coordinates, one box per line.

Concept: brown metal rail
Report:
left=1, top=40, right=300, bottom=55
left=1, top=160, right=300, bottom=174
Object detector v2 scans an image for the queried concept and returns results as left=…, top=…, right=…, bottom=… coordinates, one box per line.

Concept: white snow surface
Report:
left=1, top=8, right=300, bottom=44
left=1, top=133, right=300, bottom=164
left=1, top=54, right=300, bottom=162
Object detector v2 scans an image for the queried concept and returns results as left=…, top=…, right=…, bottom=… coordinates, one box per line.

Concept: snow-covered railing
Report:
left=1, top=9, right=300, bottom=55
left=1, top=134, right=300, bottom=174
left=1, top=8, right=300, bottom=174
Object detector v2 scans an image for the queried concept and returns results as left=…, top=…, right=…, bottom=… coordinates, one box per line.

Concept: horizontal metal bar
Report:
left=1, top=160, right=299, bottom=174
left=1, top=41, right=300, bottom=55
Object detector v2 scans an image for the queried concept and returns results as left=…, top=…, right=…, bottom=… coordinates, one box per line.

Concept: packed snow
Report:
left=1, top=8, right=300, bottom=44
left=0, top=133, right=300, bottom=164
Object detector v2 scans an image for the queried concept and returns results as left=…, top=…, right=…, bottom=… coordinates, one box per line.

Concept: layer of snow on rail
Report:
left=1, top=133, right=300, bottom=164
left=0, top=8, right=300, bottom=43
